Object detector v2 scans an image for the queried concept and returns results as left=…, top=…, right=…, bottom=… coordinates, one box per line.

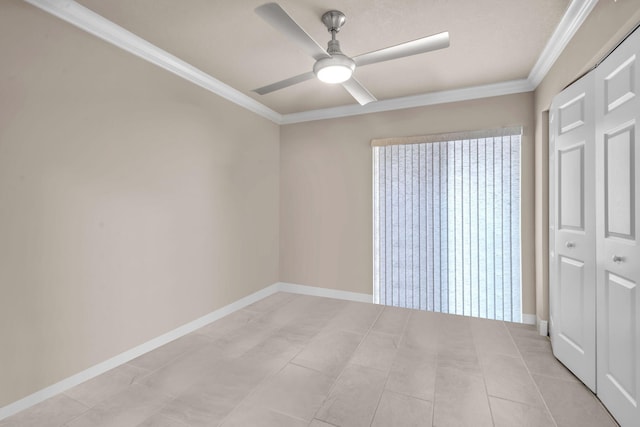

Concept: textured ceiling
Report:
left=76, top=0, right=571, bottom=115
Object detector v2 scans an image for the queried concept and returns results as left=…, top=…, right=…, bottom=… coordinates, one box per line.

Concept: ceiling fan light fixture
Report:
left=313, top=55, right=355, bottom=84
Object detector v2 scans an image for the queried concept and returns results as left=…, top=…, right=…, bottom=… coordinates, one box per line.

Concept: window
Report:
left=372, top=128, right=522, bottom=322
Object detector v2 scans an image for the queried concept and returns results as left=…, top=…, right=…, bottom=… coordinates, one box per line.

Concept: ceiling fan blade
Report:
left=253, top=71, right=316, bottom=95
left=353, top=31, right=450, bottom=67
left=255, top=3, right=329, bottom=61
left=342, top=77, right=377, bottom=105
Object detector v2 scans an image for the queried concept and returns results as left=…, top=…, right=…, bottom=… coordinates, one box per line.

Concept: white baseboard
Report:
left=0, top=283, right=281, bottom=421
left=522, top=313, right=536, bottom=326
left=523, top=314, right=549, bottom=337
left=537, top=318, right=549, bottom=337
left=276, top=282, right=373, bottom=304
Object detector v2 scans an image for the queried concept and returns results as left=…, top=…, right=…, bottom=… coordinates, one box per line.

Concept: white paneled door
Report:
left=595, top=27, right=640, bottom=427
left=550, top=71, right=597, bottom=391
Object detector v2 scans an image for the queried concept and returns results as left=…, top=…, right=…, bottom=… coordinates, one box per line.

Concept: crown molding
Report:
left=23, top=0, right=283, bottom=124
left=527, top=0, right=599, bottom=88
left=280, top=79, right=535, bottom=124
left=24, top=0, right=595, bottom=125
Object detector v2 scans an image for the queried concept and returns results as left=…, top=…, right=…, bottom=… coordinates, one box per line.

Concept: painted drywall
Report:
left=280, top=92, right=536, bottom=316
left=534, top=1, right=640, bottom=322
left=0, top=0, right=279, bottom=407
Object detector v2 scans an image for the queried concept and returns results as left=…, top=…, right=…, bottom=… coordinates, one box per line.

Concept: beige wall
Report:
left=280, top=93, right=536, bottom=315
left=0, top=1, right=279, bottom=407
left=533, top=1, right=640, bottom=322
left=4, top=0, right=638, bottom=411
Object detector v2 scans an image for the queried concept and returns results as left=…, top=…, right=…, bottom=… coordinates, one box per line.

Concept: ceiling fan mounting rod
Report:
left=322, top=10, right=346, bottom=54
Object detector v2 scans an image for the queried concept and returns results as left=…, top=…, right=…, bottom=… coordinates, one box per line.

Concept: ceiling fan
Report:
left=253, top=2, right=450, bottom=106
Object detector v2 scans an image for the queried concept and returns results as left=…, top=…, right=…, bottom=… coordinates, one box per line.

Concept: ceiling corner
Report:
left=527, top=0, right=599, bottom=88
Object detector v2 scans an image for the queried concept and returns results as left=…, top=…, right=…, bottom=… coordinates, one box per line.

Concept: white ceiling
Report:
left=27, top=0, right=597, bottom=123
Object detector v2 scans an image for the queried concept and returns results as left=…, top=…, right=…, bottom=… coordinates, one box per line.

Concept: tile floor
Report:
left=0, top=292, right=619, bottom=427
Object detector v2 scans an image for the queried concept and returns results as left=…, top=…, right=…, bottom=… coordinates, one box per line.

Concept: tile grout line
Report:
left=430, top=314, right=442, bottom=427
left=503, top=322, right=559, bottom=427
left=368, top=308, right=412, bottom=427
left=310, top=303, right=386, bottom=424
left=379, top=387, right=433, bottom=404
left=132, top=309, right=272, bottom=390
left=57, top=393, right=92, bottom=427
left=214, top=346, right=289, bottom=422
left=142, top=402, right=184, bottom=427
left=139, top=295, right=294, bottom=427
left=469, top=318, right=498, bottom=427
left=213, top=294, right=353, bottom=426
left=69, top=335, right=217, bottom=410
left=129, top=340, right=213, bottom=389
left=213, top=296, right=327, bottom=427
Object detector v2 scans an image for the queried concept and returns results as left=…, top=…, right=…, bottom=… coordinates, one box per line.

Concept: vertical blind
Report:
left=372, top=128, right=522, bottom=322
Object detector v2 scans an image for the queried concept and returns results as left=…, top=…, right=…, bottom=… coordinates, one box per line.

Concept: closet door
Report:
left=549, top=71, right=596, bottom=391
left=595, top=27, right=640, bottom=427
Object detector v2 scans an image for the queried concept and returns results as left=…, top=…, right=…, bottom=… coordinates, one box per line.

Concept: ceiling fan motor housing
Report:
left=326, top=39, right=344, bottom=55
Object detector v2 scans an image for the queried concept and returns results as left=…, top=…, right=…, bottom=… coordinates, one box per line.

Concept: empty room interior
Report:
left=1, top=0, right=640, bottom=426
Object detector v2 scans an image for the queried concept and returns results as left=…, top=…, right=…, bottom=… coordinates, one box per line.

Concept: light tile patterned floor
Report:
left=0, top=292, right=619, bottom=427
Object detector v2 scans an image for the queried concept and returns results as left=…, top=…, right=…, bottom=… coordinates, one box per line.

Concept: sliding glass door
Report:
left=372, top=128, right=522, bottom=322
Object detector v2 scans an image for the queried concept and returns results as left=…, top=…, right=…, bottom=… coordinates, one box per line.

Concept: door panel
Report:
left=559, top=145, right=585, bottom=230
left=604, top=272, right=636, bottom=403
left=558, top=256, right=585, bottom=350
left=559, top=93, right=586, bottom=134
left=595, top=27, right=640, bottom=427
left=604, top=124, right=635, bottom=239
left=604, top=56, right=635, bottom=113
left=550, top=71, right=596, bottom=391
